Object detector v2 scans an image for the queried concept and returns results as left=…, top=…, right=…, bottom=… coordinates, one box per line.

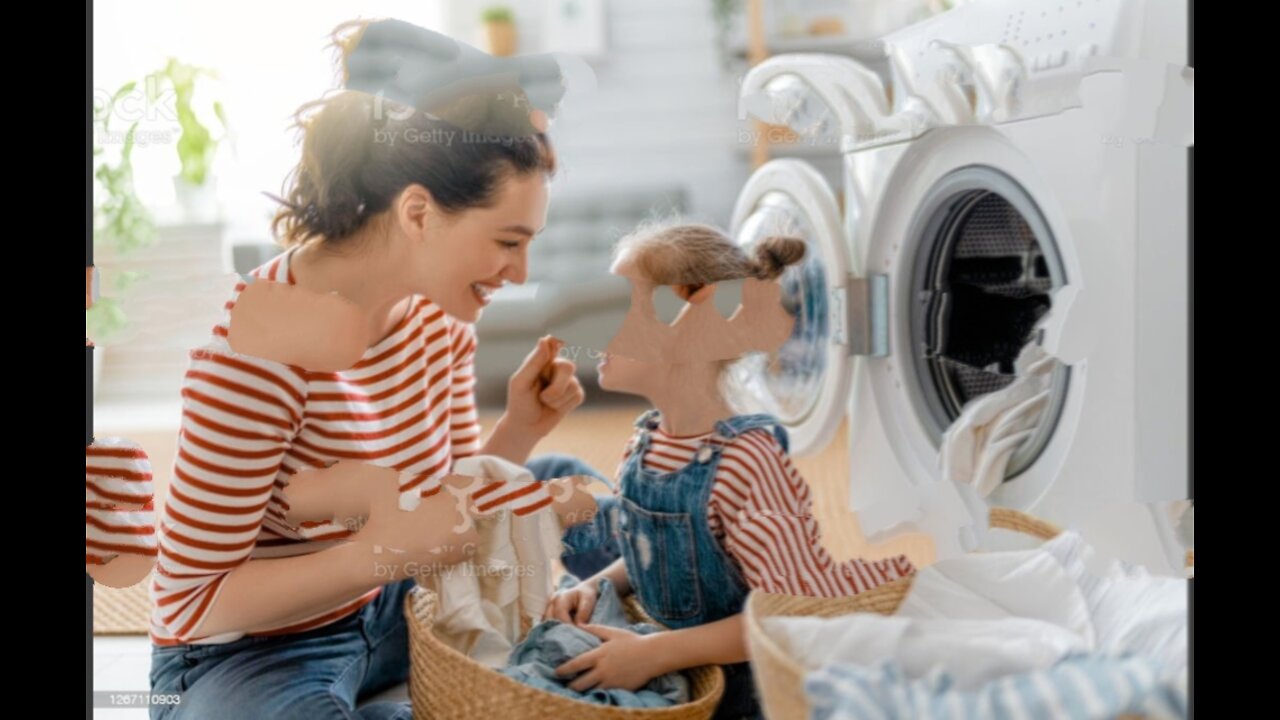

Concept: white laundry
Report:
left=762, top=544, right=1092, bottom=690
left=763, top=613, right=1089, bottom=691
left=762, top=531, right=1187, bottom=690
left=940, top=342, right=1056, bottom=498
left=415, top=455, right=565, bottom=668
left=1039, top=530, right=1188, bottom=677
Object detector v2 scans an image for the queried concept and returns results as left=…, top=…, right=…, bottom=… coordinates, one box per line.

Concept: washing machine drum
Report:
left=917, top=192, right=1054, bottom=418
left=729, top=160, right=1069, bottom=481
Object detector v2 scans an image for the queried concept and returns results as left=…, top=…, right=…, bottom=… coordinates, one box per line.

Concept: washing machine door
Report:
left=728, top=159, right=852, bottom=457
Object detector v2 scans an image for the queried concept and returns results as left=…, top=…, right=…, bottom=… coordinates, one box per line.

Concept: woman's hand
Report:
left=503, top=335, right=584, bottom=440
left=545, top=580, right=601, bottom=625
left=555, top=625, right=668, bottom=692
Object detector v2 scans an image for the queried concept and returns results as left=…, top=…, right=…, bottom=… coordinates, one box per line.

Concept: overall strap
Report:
left=709, top=413, right=789, bottom=452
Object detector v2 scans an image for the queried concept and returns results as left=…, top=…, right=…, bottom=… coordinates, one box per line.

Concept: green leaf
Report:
left=111, top=81, right=136, bottom=106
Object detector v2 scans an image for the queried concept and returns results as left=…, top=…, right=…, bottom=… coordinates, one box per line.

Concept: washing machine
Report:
left=726, top=0, right=1193, bottom=576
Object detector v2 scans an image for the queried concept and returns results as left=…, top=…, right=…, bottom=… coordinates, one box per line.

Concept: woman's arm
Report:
left=193, top=537, right=391, bottom=636
left=194, top=502, right=476, bottom=636
left=481, top=413, right=542, bottom=465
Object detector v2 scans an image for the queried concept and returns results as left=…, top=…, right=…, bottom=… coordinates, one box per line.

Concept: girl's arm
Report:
left=589, top=556, right=632, bottom=596
left=557, top=612, right=748, bottom=692
left=647, top=613, right=747, bottom=670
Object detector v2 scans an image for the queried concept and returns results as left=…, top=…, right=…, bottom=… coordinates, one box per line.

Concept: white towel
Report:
left=416, top=455, right=565, bottom=668
left=762, top=544, right=1094, bottom=690
left=763, top=531, right=1187, bottom=689
left=1040, top=531, right=1188, bottom=677
left=940, top=342, right=1055, bottom=498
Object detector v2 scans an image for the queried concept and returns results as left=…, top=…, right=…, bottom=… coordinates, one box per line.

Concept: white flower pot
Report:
left=173, top=175, right=220, bottom=223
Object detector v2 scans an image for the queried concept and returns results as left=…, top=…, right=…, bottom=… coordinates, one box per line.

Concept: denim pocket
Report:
left=620, top=497, right=702, bottom=621
left=148, top=646, right=193, bottom=694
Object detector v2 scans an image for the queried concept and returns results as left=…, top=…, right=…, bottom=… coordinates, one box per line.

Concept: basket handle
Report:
left=987, top=507, right=1062, bottom=541
left=989, top=507, right=1195, bottom=571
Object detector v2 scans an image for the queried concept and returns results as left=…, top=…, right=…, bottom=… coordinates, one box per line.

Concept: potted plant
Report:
left=711, top=0, right=745, bottom=70
left=90, top=81, right=157, bottom=397
left=146, top=58, right=227, bottom=221
left=482, top=6, right=518, bottom=57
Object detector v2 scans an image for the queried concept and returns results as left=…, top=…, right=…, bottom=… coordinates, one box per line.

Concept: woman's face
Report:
left=415, top=171, right=549, bottom=323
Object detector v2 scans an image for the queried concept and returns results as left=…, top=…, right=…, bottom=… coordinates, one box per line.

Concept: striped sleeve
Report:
left=86, top=439, right=156, bottom=565
left=149, top=332, right=308, bottom=643
left=447, top=320, right=482, bottom=459
left=711, top=430, right=915, bottom=597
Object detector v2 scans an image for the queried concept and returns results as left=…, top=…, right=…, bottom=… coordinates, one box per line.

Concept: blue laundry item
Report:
left=806, top=654, right=1187, bottom=720
left=499, top=574, right=691, bottom=708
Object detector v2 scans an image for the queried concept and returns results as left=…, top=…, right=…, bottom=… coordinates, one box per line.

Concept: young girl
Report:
left=544, top=223, right=917, bottom=720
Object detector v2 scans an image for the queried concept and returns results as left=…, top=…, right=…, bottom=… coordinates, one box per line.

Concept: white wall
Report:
left=92, top=1, right=448, bottom=245
left=93, top=0, right=753, bottom=241
left=449, top=0, right=752, bottom=226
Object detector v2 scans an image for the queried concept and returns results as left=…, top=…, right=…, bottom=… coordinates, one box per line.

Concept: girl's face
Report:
left=596, top=347, right=650, bottom=395
left=599, top=247, right=796, bottom=365
left=412, top=171, right=549, bottom=323
left=597, top=251, right=660, bottom=395
left=596, top=246, right=796, bottom=396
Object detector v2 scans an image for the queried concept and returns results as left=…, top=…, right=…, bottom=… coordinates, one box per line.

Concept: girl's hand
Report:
left=505, top=336, right=584, bottom=439
left=544, top=579, right=600, bottom=625
left=555, top=625, right=667, bottom=692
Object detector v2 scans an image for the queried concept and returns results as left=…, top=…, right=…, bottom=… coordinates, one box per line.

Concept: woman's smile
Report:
left=471, top=282, right=502, bottom=306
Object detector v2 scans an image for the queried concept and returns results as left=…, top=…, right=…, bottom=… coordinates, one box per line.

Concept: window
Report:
left=92, top=1, right=446, bottom=242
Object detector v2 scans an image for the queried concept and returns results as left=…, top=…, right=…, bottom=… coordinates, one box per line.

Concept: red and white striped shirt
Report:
left=619, top=425, right=914, bottom=597
left=86, top=439, right=157, bottom=565
left=150, top=248, right=552, bottom=645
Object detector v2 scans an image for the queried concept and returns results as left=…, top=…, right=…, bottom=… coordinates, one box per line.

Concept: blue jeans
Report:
left=149, top=577, right=417, bottom=720
left=148, top=454, right=621, bottom=719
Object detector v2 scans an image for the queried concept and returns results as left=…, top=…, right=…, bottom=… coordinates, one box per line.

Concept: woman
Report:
left=148, top=20, right=611, bottom=720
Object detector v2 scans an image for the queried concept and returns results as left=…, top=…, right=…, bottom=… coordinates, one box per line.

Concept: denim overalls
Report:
left=568, top=409, right=790, bottom=720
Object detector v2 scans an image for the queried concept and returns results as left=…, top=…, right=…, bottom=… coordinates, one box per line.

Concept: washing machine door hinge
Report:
left=835, top=274, right=888, bottom=357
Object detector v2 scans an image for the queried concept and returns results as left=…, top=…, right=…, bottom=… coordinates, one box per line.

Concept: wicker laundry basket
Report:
left=744, top=508, right=1193, bottom=720
left=405, top=586, right=725, bottom=720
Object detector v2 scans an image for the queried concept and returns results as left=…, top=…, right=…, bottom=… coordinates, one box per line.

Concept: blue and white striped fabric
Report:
left=806, top=654, right=1187, bottom=720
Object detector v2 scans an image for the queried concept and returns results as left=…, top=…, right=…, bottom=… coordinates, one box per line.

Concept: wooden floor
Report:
left=492, top=403, right=936, bottom=568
